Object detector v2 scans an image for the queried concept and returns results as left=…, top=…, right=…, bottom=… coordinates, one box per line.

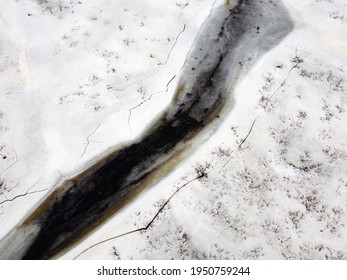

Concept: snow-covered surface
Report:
left=0, top=0, right=217, bottom=239
left=1, top=0, right=347, bottom=259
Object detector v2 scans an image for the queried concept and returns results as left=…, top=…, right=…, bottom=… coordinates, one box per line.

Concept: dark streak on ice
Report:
left=1, top=0, right=294, bottom=259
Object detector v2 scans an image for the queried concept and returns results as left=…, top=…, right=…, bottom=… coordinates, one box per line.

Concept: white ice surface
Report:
left=1, top=0, right=347, bottom=259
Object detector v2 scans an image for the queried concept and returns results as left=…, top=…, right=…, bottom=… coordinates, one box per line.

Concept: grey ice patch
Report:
left=168, top=0, right=294, bottom=123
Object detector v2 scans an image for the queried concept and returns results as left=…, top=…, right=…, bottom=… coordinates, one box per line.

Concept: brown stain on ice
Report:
left=226, top=0, right=233, bottom=10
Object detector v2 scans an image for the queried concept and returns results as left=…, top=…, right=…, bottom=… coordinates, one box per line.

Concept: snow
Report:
left=1, top=0, right=347, bottom=260
left=0, top=0, right=217, bottom=241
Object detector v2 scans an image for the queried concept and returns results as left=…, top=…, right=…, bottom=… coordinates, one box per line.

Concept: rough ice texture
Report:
left=1, top=0, right=347, bottom=260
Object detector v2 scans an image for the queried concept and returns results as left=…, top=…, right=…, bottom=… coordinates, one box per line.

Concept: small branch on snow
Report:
left=73, top=159, right=215, bottom=260
left=237, top=117, right=258, bottom=149
left=218, top=117, right=258, bottom=174
left=268, top=47, right=303, bottom=101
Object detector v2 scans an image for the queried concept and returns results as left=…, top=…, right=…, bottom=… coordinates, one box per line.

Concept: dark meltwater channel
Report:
left=0, top=0, right=293, bottom=259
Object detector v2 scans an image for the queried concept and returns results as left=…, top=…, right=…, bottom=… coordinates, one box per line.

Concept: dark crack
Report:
left=0, top=178, right=46, bottom=206
left=75, top=123, right=103, bottom=169
left=0, top=148, right=37, bottom=176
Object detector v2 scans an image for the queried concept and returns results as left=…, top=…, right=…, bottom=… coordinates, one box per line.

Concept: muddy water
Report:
left=0, top=0, right=293, bottom=259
